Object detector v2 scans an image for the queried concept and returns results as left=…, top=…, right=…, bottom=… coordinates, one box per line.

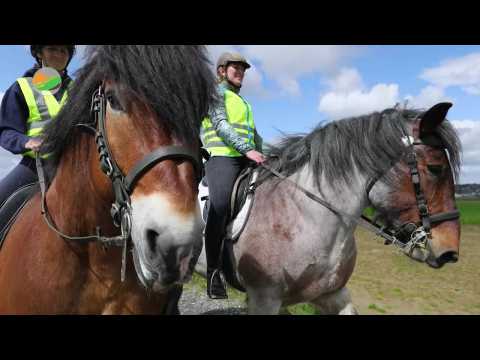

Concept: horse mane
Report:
left=263, top=107, right=462, bottom=191
left=41, top=45, right=217, bottom=168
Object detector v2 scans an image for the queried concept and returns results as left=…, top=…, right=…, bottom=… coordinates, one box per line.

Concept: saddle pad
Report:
left=0, top=182, right=39, bottom=249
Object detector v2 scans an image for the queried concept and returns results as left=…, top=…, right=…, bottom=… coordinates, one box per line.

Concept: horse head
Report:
left=41, top=46, right=216, bottom=294
left=96, top=82, right=203, bottom=292
left=368, top=102, right=461, bottom=268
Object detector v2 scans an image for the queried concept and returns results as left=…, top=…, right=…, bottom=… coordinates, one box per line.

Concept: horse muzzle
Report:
left=130, top=194, right=203, bottom=292
left=425, top=250, right=458, bottom=269
left=132, top=242, right=194, bottom=292
left=425, top=223, right=460, bottom=269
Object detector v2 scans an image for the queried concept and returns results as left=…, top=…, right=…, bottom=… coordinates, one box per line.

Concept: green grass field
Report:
left=265, top=225, right=480, bottom=315
left=457, top=199, right=480, bottom=225
left=289, top=198, right=480, bottom=314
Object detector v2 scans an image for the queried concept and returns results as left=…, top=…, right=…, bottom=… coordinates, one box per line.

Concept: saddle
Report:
left=201, top=166, right=259, bottom=292
left=0, top=182, right=39, bottom=250
left=227, top=166, right=259, bottom=242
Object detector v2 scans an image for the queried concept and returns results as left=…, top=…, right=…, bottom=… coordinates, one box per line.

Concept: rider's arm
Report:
left=208, top=88, right=255, bottom=155
left=254, top=128, right=263, bottom=152
left=0, top=83, right=30, bottom=154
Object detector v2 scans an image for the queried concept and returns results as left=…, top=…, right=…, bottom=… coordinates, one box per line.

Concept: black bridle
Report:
left=260, top=135, right=460, bottom=259
left=364, top=137, right=460, bottom=257
left=36, top=84, right=202, bottom=281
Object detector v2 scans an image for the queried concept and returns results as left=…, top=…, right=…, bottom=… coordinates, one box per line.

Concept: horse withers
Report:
left=195, top=103, right=461, bottom=315
left=0, top=46, right=216, bottom=314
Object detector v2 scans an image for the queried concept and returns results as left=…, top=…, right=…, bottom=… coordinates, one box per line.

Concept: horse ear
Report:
left=419, top=102, right=452, bottom=135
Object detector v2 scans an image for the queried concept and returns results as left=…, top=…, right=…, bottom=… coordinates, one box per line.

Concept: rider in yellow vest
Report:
left=201, top=52, right=265, bottom=299
left=0, top=45, right=75, bottom=207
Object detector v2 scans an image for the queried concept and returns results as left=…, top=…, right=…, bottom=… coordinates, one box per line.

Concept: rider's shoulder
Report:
left=217, top=83, right=228, bottom=95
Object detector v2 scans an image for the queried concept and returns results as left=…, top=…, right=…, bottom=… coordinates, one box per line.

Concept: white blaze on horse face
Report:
left=130, top=193, right=203, bottom=287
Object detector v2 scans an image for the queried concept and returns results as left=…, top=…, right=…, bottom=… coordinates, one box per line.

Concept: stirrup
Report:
left=207, top=269, right=228, bottom=300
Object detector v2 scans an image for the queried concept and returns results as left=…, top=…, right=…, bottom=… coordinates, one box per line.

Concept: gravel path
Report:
left=178, top=284, right=247, bottom=315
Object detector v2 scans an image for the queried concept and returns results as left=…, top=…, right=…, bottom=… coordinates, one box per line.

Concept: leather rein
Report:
left=260, top=135, right=460, bottom=259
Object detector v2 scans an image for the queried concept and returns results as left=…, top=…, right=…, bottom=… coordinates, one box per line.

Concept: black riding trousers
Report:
left=204, top=156, right=249, bottom=269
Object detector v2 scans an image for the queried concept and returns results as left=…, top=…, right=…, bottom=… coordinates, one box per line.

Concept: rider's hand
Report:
left=25, top=139, right=42, bottom=152
left=246, top=150, right=266, bottom=164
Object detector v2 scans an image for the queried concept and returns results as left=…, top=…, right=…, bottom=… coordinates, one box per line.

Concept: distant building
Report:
left=455, top=184, right=480, bottom=199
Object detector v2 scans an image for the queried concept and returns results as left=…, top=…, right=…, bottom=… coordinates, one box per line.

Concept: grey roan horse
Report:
left=194, top=102, right=462, bottom=315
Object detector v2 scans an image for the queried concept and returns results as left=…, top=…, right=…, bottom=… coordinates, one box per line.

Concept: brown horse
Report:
left=0, top=46, right=216, bottom=314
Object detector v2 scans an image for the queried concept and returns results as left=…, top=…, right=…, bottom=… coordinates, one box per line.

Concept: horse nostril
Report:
left=146, top=229, right=159, bottom=253
left=160, top=247, right=181, bottom=283
left=438, top=251, right=459, bottom=265
left=161, top=247, right=179, bottom=271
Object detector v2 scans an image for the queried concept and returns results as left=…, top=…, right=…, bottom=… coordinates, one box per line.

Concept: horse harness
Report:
left=36, top=84, right=202, bottom=281
left=260, top=135, right=460, bottom=259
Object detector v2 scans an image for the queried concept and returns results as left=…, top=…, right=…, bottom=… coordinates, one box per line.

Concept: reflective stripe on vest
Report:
left=17, top=77, right=70, bottom=158
left=201, top=89, right=255, bottom=157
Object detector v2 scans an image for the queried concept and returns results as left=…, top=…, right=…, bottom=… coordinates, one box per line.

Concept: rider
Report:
left=201, top=52, right=266, bottom=299
left=0, top=45, right=75, bottom=207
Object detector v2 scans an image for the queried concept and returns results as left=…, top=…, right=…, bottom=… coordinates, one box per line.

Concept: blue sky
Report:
left=0, top=45, right=479, bottom=183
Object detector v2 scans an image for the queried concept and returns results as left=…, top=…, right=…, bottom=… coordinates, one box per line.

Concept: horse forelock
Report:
left=263, top=107, right=462, bottom=190
left=41, top=45, right=217, bottom=171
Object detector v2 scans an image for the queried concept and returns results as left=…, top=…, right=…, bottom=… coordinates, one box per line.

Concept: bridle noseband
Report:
left=36, top=84, right=202, bottom=281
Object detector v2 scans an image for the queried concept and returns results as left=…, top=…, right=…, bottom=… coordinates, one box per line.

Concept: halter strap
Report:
left=124, top=146, right=201, bottom=193
left=35, top=154, right=125, bottom=246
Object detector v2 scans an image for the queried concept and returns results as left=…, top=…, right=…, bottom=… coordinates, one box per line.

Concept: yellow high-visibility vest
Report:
left=17, top=77, right=71, bottom=158
left=201, top=89, right=255, bottom=157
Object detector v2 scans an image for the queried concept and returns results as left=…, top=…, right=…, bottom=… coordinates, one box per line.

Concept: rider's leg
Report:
left=204, top=156, right=247, bottom=299
left=0, top=157, right=37, bottom=208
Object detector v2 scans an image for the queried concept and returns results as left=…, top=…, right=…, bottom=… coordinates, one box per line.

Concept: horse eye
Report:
left=106, top=91, right=124, bottom=112
left=427, top=165, right=444, bottom=177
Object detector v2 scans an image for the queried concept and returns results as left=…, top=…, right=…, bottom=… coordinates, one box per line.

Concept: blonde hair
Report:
left=217, top=66, right=225, bottom=83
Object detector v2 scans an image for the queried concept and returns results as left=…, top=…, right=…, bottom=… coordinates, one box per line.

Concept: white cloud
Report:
left=318, top=67, right=454, bottom=121
left=326, top=67, right=364, bottom=93
left=240, top=45, right=361, bottom=97
left=318, top=84, right=399, bottom=120
left=404, top=85, right=453, bottom=109
left=450, top=120, right=480, bottom=184
left=451, top=120, right=480, bottom=166
left=317, top=67, right=399, bottom=120
left=208, top=45, right=362, bottom=97
left=420, top=53, right=480, bottom=95
left=241, top=65, right=270, bottom=99
left=458, top=165, right=480, bottom=184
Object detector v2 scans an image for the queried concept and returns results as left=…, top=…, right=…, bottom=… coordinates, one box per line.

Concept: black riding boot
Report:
left=207, top=267, right=228, bottom=299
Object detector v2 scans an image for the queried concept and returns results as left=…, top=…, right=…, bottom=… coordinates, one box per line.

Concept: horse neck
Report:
left=292, top=162, right=371, bottom=220
left=45, top=133, right=117, bottom=237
